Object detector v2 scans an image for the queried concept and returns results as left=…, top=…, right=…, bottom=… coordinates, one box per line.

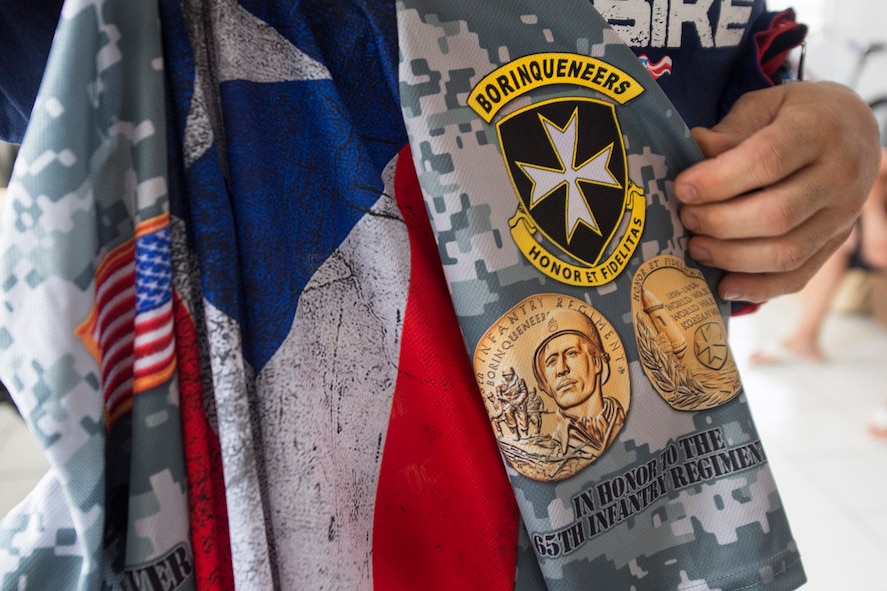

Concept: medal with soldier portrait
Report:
left=473, top=294, right=630, bottom=482
left=631, top=255, right=741, bottom=410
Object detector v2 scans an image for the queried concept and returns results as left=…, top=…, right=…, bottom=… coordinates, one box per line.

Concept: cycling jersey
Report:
left=0, top=1, right=806, bottom=589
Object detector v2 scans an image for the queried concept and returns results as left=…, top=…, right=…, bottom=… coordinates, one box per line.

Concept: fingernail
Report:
left=722, top=289, right=744, bottom=301
left=689, top=244, right=711, bottom=264
left=681, top=210, right=699, bottom=232
left=677, top=185, right=698, bottom=204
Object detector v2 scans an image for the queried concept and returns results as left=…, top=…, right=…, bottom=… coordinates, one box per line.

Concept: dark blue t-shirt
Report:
left=0, top=0, right=64, bottom=143
left=593, top=0, right=804, bottom=128
left=0, top=0, right=793, bottom=143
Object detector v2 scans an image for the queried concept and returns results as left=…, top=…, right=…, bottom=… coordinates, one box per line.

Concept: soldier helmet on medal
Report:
left=533, top=308, right=610, bottom=410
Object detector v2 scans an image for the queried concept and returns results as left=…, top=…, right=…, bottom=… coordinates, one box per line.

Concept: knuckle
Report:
left=773, top=242, right=809, bottom=273
left=751, top=142, right=786, bottom=186
left=755, top=269, right=811, bottom=302
left=832, top=156, right=865, bottom=190
left=763, top=198, right=798, bottom=235
left=795, top=100, right=837, bottom=141
left=781, top=274, right=809, bottom=296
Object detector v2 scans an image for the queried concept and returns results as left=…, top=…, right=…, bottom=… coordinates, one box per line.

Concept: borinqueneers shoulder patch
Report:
left=468, top=53, right=646, bottom=287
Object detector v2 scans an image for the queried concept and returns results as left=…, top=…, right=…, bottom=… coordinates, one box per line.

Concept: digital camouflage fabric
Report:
left=0, top=0, right=805, bottom=589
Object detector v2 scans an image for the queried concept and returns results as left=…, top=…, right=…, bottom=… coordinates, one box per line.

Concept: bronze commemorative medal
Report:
left=631, top=255, right=741, bottom=410
left=473, top=293, right=630, bottom=481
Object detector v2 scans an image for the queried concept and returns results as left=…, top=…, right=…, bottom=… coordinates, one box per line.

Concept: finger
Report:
left=714, top=233, right=850, bottom=303
left=679, top=166, right=826, bottom=240
left=676, top=116, right=820, bottom=205
left=689, top=127, right=740, bottom=159
left=685, top=208, right=852, bottom=276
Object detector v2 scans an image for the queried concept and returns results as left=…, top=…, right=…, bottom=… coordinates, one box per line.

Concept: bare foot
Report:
left=867, top=408, right=887, bottom=440
left=867, top=424, right=887, bottom=440
left=749, top=340, right=825, bottom=366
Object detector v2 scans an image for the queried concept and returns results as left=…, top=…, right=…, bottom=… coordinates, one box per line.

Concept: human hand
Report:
left=673, top=81, right=881, bottom=304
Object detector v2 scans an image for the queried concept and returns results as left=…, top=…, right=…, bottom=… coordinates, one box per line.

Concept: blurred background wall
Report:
left=770, top=0, right=887, bottom=102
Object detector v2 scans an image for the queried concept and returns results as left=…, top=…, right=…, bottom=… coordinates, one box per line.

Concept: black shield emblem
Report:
left=498, top=98, right=627, bottom=267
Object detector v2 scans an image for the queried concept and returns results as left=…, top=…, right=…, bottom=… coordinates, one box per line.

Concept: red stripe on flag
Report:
left=94, top=261, right=136, bottom=396
left=133, top=350, right=176, bottom=380
left=135, top=309, right=175, bottom=358
left=103, top=343, right=134, bottom=411
left=98, top=333, right=132, bottom=375
left=97, top=290, right=135, bottom=343
left=372, top=148, right=519, bottom=590
left=173, top=291, right=235, bottom=590
left=135, top=305, right=174, bottom=337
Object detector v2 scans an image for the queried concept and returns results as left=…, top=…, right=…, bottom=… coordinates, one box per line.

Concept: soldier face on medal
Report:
left=534, top=308, right=625, bottom=458
left=537, top=332, right=608, bottom=411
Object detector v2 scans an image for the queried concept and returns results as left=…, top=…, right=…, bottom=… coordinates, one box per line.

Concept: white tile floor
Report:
left=731, top=292, right=887, bottom=591
left=1, top=291, right=886, bottom=589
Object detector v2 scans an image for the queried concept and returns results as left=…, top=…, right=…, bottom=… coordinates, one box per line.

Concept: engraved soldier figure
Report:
left=485, top=390, right=508, bottom=438
left=533, top=308, right=626, bottom=458
left=524, top=387, right=544, bottom=437
left=496, top=367, right=529, bottom=441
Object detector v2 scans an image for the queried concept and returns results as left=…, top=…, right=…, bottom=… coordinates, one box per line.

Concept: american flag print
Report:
left=77, top=214, right=176, bottom=425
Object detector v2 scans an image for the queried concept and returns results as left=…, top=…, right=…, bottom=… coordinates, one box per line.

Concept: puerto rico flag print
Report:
left=0, top=1, right=806, bottom=591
